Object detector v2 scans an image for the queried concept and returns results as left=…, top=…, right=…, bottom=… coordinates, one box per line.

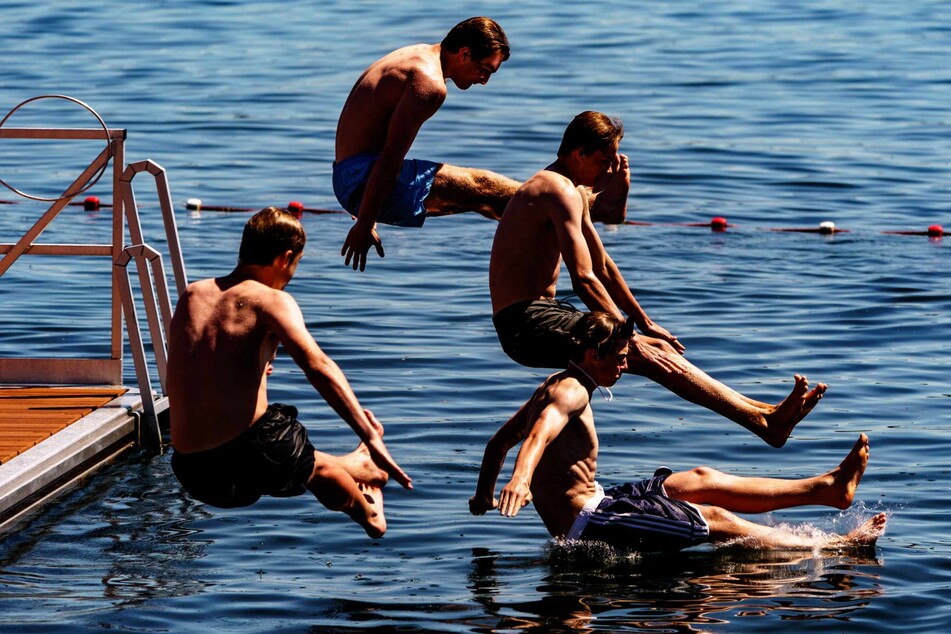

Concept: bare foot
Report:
left=590, top=154, right=630, bottom=224
left=349, top=482, right=386, bottom=539
left=821, top=434, right=870, bottom=509
left=828, top=512, right=887, bottom=548
left=762, top=375, right=828, bottom=448
left=338, top=443, right=388, bottom=488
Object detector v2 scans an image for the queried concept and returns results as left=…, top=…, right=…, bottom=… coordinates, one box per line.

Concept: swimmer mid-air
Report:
left=167, top=207, right=411, bottom=538
left=489, top=111, right=827, bottom=447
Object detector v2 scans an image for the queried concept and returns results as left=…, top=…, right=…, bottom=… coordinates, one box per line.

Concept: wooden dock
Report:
left=0, top=385, right=150, bottom=533
left=0, top=386, right=127, bottom=464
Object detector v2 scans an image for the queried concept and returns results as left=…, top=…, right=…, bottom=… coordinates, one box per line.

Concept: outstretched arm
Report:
left=497, top=403, right=574, bottom=517
left=341, top=70, right=445, bottom=271
left=470, top=402, right=532, bottom=515
left=270, top=292, right=412, bottom=488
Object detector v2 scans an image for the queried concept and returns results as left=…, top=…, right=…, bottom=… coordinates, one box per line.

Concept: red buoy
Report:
left=287, top=201, right=304, bottom=217
left=711, top=216, right=728, bottom=231
left=928, top=224, right=944, bottom=237
left=84, top=196, right=100, bottom=211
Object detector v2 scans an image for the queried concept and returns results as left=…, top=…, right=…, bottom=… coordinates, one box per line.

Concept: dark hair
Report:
left=441, top=17, right=510, bottom=62
left=569, top=312, right=634, bottom=362
left=557, top=111, right=624, bottom=157
left=238, top=207, right=306, bottom=265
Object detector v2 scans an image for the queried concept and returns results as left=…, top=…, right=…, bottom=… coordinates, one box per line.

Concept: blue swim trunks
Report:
left=567, top=469, right=710, bottom=552
left=332, top=152, right=441, bottom=228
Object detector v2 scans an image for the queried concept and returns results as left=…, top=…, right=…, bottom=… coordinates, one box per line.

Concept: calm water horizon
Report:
left=1, top=1, right=948, bottom=632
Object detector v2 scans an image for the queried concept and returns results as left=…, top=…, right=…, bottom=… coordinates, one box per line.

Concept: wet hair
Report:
left=568, top=311, right=635, bottom=362
left=557, top=111, right=624, bottom=158
left=238, top=206, right=306, bottom=266
left=441, top=17, right=510, bottom=62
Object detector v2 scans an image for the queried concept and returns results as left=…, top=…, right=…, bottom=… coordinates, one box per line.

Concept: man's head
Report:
left=238, top=207, right=306, bottom=282
left=569, top=311, right=633, bottom=387
left=441, top=17, right=509, bottom=89
left=557, top=111, right=624, bottom=186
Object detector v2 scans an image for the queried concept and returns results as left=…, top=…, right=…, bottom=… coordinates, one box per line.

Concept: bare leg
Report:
left=307, top=450, right=386, bottom=538
left=627, top=336, right=827, bottom=447
left=424, top=163, right=520, bottom=220
left=665, top=434, right=870, bottom=513
left=703, top=506, right=887, bottom=549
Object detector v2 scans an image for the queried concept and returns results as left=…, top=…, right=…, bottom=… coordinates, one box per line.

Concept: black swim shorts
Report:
left=492, top=298, right=584, bottom=369
left=171, top=403, right=317, bottom=508
left=579, top=468, right=710, bottom=552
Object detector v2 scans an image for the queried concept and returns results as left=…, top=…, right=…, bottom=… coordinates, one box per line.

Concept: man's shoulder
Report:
left=546, top=373, right=592, bottom=410
left=523, top=170, right=580, bottom=198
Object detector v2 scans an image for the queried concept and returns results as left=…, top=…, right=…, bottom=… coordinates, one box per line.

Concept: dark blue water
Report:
left=1, top=1, right=948, bottom=631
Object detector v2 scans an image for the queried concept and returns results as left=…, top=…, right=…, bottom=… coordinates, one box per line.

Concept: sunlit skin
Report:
left=168, top=210, right=412, bottom=538
left=470, top=316, right=883, bottom=550
left=336, top=37, right=516, bottom=271
left=489, top=117, right=827, bottom=447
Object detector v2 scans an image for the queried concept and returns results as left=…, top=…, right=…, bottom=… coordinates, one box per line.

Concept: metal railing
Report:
left=0, top=96, right=186, bottom=447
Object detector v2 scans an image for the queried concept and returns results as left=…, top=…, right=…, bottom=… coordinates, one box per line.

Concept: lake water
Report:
left=1, top=1, right=948, bottom=631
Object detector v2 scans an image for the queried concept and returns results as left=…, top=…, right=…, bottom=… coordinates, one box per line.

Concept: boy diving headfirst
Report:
left=470, top=311, right=886, bottom=551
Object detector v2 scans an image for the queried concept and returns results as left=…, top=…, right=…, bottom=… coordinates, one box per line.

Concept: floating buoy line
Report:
left=0, top=196, right=943, bottom=238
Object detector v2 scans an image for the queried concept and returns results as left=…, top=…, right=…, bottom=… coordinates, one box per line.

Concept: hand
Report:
left=469, top=494, right=498, bottom=516
left=498, top=479, right=532, bottom=517
left=365, top=435, right=413, bottom=490
left=341, top=220, right=385, bottom=271
left=638, top=319, right=686, bottom=354
left=629, top=333, right=689, bottom=374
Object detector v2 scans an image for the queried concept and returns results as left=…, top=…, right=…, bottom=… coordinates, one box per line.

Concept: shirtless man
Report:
left=489, top=111, right=827, bottom=448
left=470, top=312, right=887, bottom=551
left=335, top=17, right=515, bottom=271
left=168, top=207, right=411, bottom=538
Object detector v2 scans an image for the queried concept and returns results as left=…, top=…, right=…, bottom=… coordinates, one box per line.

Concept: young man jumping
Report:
left=168, top=207, right=412, bottom=538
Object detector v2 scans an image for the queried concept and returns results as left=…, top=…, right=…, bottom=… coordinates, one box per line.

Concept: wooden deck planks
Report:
left=0, top=386, right=127, bottom=464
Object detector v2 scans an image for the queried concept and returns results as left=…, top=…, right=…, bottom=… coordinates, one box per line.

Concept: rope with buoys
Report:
left=0, top=195, right=943, bottom=237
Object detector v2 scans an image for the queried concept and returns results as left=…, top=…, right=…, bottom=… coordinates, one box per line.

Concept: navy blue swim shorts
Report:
left=577, top=468, right=710, bottom=552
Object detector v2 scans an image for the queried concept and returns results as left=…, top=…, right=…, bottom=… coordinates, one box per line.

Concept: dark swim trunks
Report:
left=492, top=298, right=584, bottom=369
left=569, top=468, right=710, bottom=552
left=332, top=152, right=441, bottom=228
left=171, top=403, right=317, bottom=508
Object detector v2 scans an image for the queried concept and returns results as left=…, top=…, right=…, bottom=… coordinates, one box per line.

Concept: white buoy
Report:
left=819, top=221, right=835, bottom=234
left=186, top=198, right=202, bottom=211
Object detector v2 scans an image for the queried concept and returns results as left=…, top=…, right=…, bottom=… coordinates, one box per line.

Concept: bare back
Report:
left=525, top=374, right=600, bottom=537
left=335, top=44, right=446, bottom=161
left=489, top=169, right=586, bottom=313
left=168, top=276, right=288, bottom=453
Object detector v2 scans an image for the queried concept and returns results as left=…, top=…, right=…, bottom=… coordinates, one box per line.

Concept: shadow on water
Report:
left=462, top=545, right=884, bottom=633
left=0, top=451, right=214, bottom=609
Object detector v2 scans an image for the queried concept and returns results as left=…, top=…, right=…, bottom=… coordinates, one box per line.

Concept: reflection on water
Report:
left=467, top=545, right=884, bottom=632
left=0, top=453, right=214, bottom=608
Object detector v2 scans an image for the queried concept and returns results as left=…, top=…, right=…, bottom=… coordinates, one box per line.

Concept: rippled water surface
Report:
left=1, top=1, right=948, bottom=632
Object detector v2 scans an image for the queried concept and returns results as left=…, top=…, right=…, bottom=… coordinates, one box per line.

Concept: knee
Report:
left=685, top=466, right=722, bottom=487
left=699, top=504, right=735, bottom=527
